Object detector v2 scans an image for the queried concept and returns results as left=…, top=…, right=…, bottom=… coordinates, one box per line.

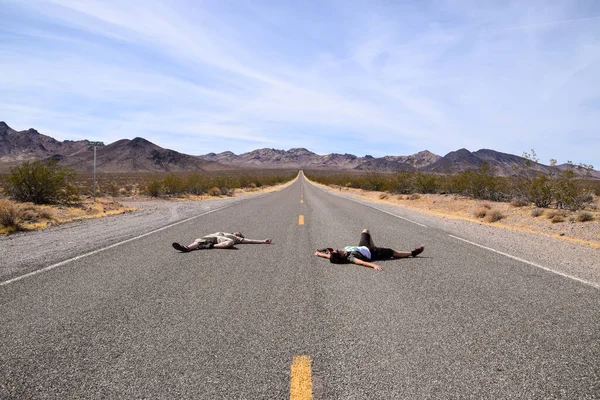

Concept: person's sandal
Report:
left=172, top=242, right=191, bottom=252
left=411, top=246, right=424, bottom=257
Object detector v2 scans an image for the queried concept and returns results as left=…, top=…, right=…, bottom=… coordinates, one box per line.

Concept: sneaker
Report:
left=172, top=242, right=191, bottom=252
left=198, top=242, right=214, bottom=249
left=411, top=246, right=424, bottom=257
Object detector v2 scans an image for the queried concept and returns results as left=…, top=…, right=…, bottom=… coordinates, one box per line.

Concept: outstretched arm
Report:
left=314, top=251, right=331, bottom=259
left=353, top=258, right=382, bottom=270
left=240, top=238, right=272, bottom=244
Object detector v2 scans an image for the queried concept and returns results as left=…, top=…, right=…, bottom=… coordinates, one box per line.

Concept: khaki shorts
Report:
left=198, top=236, right=235, bottom=246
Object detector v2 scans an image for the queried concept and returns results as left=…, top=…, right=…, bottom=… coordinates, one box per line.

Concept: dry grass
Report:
left=531, top=208, right=544, bottom=217
left=312, top=182, right=600, bottom=249
left=577, top=211, right=594, bottom=222
left=0, top=199, right=22, bottom=231
left=485, top=209, right=505, bottom=223
left=474, top=207, right=489, bottom=218
left=511, top=198, right=529, bottom=207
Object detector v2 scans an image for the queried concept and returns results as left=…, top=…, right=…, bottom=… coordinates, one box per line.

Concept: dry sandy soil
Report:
left=3, top=182, right=599, bottom=250
left=325, top=186, right=600, bottom=250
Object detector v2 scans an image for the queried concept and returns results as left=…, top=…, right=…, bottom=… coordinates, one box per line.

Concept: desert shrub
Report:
left=511, top=198, right=529, bottom=207
left=208, top=186, right=222, bottom=196
left=531, top=208, right=544, bottom=217
left=390, top=171, right=415, bottom=194
left=577, top=211, right=594, bottom=222
left=525, top=174, right=554, bottom=208
left=145, top=180, right=163, bottom=197
left=413, top=172, right=442, bottom=194
left=162, top=173, right=185, bottom=195
left=5, top=159, right=80, bottom=204
left=100, top=181, right=120, bottom=197
left=547, top=210, right=567, bottom=223
left=0, top=199, right=22, bottom=228
left=474, top=207, right=488, bottom=218
left=485, top=210, right=504, bottom=222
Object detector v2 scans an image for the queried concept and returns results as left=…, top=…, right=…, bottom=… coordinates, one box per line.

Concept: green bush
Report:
left=4, top=159, right=79, bottom=204
left=162, top=173, right=185, bottom=195
left=146, top=180, right=163, bottom=197
left=525, top=174, right=554, bottom=208
left=413, top=172, right=441, bottom=194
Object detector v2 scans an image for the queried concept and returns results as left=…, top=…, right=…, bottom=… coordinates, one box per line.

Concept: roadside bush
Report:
left=390, top=171, right=415, bottom=194
left=510, top=198, right=529, bottom=207
left=531, top=208, right=544, bottom=217
left=208, top=187, right=222, bottom=196
left=547, top=210, right=567, bottom=223
left=577, top=211, right=594, bottom=222
left=525, top=174, right=554, bottom=208
left=162, top=173, right=185, bottom=195
left=0, top=198, right=22, bottom=228
left=4, top=159, right=80, bottom=204
left=413, top=172, right=442, bottom=194
left=474, top=207, right=488, bottom=218
left=485, top=210, right=504, bottom=223
left=146, top=180, right=163, bottom=197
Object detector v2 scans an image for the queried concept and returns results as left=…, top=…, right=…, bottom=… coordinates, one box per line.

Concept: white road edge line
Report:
left=1, top=206, right=229, bottom=287
left=315, top=185, right=428, bottom=228
left=449, top=235, right=600, bottom=290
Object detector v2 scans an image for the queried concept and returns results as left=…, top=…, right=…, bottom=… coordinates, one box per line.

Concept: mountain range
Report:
left=1, top=121, right=597, bottom=178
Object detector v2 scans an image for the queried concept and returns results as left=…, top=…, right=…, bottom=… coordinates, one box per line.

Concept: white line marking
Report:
left=449, top=235, right=600, bottom=290
left=325, top=190, right=427, bottom=228
left=1, top=206, right=230, bottom=287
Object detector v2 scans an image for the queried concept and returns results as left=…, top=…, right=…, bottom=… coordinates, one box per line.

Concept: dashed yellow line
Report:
left=298, top=215, right=305, bottom=225
left=290, top=355, right=312, bottom=400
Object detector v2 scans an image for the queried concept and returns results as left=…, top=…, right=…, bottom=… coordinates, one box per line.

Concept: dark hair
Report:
left=329, top=251, right=347, bottom=264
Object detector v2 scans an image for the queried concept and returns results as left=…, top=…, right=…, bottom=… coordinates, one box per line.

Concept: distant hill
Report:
left=1, top=121, right=598, bottom=178
left=0, top=122, right=227, bottom=173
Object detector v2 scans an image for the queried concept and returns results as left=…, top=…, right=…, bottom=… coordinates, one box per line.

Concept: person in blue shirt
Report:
left=314, top=229, right=423, bottom=270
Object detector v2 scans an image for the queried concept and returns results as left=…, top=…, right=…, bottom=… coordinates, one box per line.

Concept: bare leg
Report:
left=392, top=250, right=412, bottom=258
left=187, top=239, right=204, bottom=250
left=213, top=239, right=235, bottom=248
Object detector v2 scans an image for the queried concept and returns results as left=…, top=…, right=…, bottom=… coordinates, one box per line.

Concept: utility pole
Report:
left=87, top=141, right=105, bottom=202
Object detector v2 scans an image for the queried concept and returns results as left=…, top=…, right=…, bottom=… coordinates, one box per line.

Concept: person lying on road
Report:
left=314, top=229, right=423, bottom=270
left=172, top=231, right=272, bottom=252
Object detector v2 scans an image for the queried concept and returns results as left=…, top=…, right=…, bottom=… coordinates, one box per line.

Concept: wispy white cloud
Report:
left=1, top=0, right=599, bottom=167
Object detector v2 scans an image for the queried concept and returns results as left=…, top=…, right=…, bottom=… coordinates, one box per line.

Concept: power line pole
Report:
left=88, top=141, right=105, bottom=202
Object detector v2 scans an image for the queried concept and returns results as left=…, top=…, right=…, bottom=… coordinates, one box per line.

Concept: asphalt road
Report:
left=1, top=173, right=599, bottom=399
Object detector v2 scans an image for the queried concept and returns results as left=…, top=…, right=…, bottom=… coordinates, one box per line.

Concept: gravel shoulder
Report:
left=0, top=190, right=275, bottom=283
left=2, top=179, right=599, bottom=289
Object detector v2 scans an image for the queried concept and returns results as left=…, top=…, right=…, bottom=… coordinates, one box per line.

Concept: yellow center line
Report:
left=290, top=355, right=312, bottom=400
left=298, top=215, right=304, bottom=225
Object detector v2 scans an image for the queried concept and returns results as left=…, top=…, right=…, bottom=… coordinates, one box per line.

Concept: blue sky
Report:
left=1, top=0, right=599, bottom=168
